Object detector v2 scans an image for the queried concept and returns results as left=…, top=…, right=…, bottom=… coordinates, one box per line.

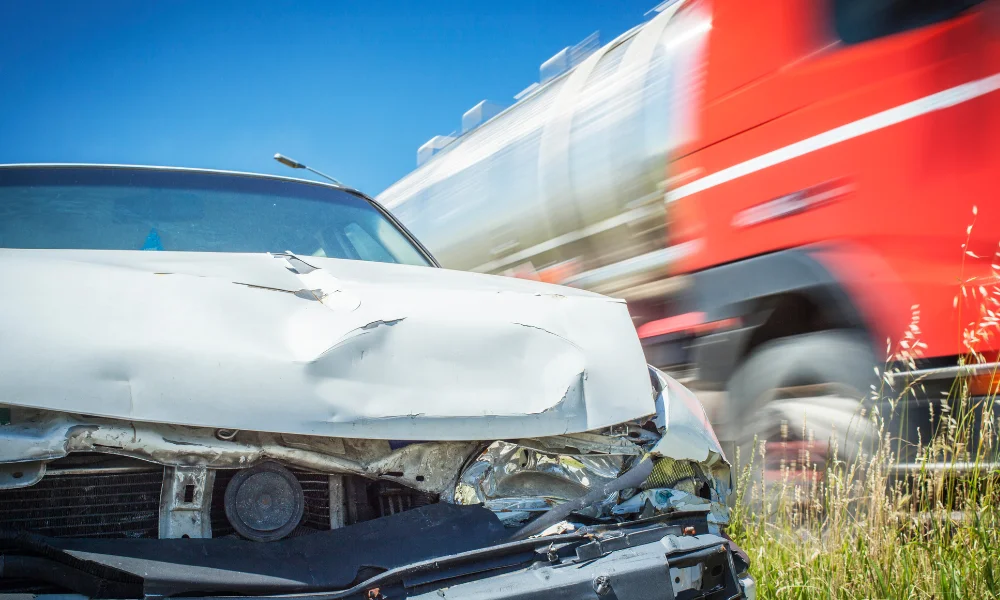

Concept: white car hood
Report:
left=0, top=249, right=653, bottom=440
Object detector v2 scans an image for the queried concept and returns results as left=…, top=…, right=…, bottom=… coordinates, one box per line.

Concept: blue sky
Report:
left=1, top=1, right=655, bottom=194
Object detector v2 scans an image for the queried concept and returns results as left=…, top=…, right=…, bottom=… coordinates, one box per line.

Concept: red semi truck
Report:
left=378, top=0, right=1000, bottom=466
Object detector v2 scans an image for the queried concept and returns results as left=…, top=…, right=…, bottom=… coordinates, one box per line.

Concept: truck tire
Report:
left=723, top=331, right=879, bottom=483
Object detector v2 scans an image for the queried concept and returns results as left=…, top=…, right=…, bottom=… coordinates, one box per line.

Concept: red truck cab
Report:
left=658, top=0, right=1000, bottom=466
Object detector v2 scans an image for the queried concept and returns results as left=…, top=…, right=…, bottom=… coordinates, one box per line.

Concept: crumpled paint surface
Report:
left=0, top=367, right=734, bottom=530
left=0, top=409, right=481, bottom=495
left=648, top=369, right=732, bottom=507
left=650, top=370, right=727, bottom=464
left=454, top=439, right=632, bottom=525
left=0, top=249, right=652, bottom=441
left=454, top=369, right=733, bottom=529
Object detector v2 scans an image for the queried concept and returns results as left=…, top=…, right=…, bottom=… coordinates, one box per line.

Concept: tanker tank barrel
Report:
left=376, top=2, right=709, bottom=303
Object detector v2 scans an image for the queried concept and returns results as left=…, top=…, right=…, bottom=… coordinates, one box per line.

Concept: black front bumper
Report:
left=405, top=530, right=753, bottom=600
left=2, top=505, right=753, bottom=600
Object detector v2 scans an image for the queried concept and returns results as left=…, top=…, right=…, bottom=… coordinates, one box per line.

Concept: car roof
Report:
left=0, top=162, right=358, bottom=194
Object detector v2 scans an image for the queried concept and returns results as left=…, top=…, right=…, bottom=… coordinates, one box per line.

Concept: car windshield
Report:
left=0, top=166, right=432, bottom=266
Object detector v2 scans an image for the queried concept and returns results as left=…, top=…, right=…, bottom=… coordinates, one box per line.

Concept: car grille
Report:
left=0, top=464, right=436, bottom=540
left=0, top=470, right=163, bottom=539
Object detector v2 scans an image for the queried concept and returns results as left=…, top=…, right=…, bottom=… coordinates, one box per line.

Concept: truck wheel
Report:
left=724, top=331, right=878, bottom=491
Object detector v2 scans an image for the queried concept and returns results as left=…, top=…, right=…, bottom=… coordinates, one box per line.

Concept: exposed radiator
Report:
left=299, top=472, right=334, bottom=529
left=0, top=465, right=436, bottom=540
left=0, top=470, right=163, bottom=539
left=374, top=482, right=435, bottom=517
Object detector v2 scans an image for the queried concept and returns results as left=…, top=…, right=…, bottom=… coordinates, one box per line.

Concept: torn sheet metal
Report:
left=650, top=368, right=727, bottom=465
left=648, top=369, right=732, bottom=507
left=514, top=428, right=654, bottom=456
left=159, top=466, right=214, bottom=539
left=454, top=440, right=630, bottom=525
left=449, top=372, right=734, bottom=530
left=0, top=409, right=479, bottom=495
left=0, top=249, right=652, bottom=440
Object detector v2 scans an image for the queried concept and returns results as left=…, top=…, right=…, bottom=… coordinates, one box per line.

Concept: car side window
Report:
left=834, top=0, right=984, bottom=44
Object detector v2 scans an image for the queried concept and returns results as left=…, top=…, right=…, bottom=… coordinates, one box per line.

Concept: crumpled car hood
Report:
left=0, top=249, right=652, bottom=440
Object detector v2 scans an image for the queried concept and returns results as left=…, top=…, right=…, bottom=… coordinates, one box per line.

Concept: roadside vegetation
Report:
left=729, top=209, right=1000, bottom=598
left=729, top=391, right=1000, bottom=599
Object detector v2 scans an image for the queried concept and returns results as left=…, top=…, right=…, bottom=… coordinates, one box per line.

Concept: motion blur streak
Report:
left=378, top=0, right=1000, bottom=477
left=378, top=2, right=710, bottom=303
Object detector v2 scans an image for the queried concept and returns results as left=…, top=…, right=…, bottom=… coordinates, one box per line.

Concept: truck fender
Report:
left=684, top=246, right=874, bottom=387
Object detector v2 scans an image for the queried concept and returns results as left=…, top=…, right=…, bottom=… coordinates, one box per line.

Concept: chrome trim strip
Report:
left=561, top=241, right=699, bottom=288
left=470, top=202, right=663, bottom=273
left=889, top=461, right=1000, bottom=473
left=901, top=362, right=1000, bottom=380
left=47, top=465, right=161, bottom=476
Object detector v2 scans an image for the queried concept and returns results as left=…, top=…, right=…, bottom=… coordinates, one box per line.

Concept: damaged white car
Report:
left=0, top=164, right=754, bottom=599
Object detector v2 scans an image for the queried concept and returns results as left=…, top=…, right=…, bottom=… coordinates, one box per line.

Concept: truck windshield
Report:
left=834, top=0, right=985, bottom=44
left=0, top=166, right=432, bottom=266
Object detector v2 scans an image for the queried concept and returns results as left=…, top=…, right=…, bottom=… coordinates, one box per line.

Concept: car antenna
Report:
left=273, top=153, right=344, bottom=186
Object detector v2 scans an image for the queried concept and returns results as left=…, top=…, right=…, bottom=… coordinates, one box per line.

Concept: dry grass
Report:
left=728, top=404, right=1000, bottom=599
left=727, top=206, right=1000, bottom=598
